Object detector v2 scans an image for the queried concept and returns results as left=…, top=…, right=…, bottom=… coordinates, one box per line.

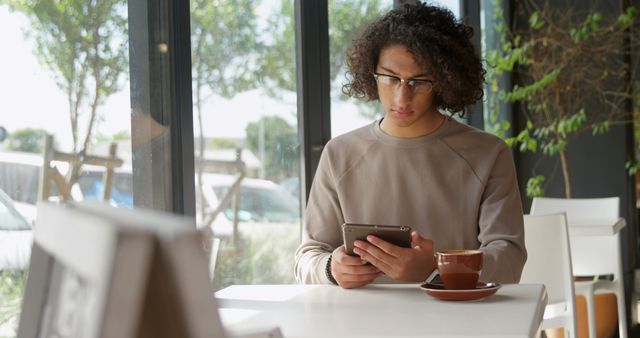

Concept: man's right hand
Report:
left=331, top=245, right=383, bottom=289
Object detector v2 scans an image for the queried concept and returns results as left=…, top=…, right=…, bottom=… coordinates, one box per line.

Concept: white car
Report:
left=197, top=173, right=301, bottom=238
left=0, top=189, right=33, bottom=271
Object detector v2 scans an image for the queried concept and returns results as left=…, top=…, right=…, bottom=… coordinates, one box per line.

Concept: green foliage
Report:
left=213, top=227, right=298, bottom=291
left=634, top=82, right=640, bottom=162
left=528, top=11, right=545, bottom=30
left=485, top=106, right=511, bottom=138
left=328, top=0, right=386, bottom=81
left=261, top=0, right=388, bottom=102
left=91, top=130, right=130, bottom=148
left=111, top=130, right=130, bottom=141
left=208, top=138, right=241, bottom=150
left=592, top=120, right=610, bottom=136
left=0, top=270, right=26, bottom=335
left=500, top=68, right=561, bottom=102
left=526, top=175, right=546, bottom=198
left=4, top=128, right=47, bottom=153
left=190, top=0, right=261, bottom=171
left=5, top=0, right=128, bottom=152
left=569, top=11, right=603, bottom=43
left=618, top=6, right=638, bottom=25
left=257, top=0, right=295, bottom=94
left=191, top=0, right=259, bottom=99
left=506, top=126, right=537, bottom=153
left=245, top=116, right=298, bottom=181
left=625, top=160, right=640, bottom=176
left=486, top=1, right=638, bottom=197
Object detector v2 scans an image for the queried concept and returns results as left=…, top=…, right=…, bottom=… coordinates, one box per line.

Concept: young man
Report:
left=294, top=2, right=526, bottom=289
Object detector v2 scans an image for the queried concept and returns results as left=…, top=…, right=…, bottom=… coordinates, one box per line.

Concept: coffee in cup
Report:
left=434, top=249, right=483, bottom=290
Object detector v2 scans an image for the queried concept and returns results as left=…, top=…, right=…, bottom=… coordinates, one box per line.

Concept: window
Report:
left=190, top=0, right=301, bottom=290
left=329, top=0, right=394, bottom=137
left=0, top=1, right=131, bottom=335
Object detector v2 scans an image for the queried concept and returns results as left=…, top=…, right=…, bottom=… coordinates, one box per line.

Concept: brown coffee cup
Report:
left=434, top=249, right=483, bottom=290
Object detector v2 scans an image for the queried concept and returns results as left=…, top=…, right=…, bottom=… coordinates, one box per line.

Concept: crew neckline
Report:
left=372, top=115, right=451, bottom=148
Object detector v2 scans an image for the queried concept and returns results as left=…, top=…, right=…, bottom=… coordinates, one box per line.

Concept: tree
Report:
left=191, top=0, right=260, bottom=220
left=245, top=116, right=297, bottom=181
left=4, top=128, right=48, bottom=153
left=4, top=0, right=128, bottom=186
left=191, top=0, right=260, bottom=118
left=486, top=0, right=639, bottom=198
left=261, top=0, right=387, bottom=103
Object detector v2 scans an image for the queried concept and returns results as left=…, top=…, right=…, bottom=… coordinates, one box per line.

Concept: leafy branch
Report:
left=486, top=0, right=639, bottom=198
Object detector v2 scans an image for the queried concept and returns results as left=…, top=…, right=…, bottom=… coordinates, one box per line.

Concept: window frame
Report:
left=128, top=0, right=195, bottom=216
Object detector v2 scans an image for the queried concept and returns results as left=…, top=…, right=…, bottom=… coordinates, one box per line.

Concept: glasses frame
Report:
left=372, top=72, right=435, bottom=94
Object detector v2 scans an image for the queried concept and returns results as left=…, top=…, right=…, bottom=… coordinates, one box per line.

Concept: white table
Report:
left=216, top=284, right=548, bottom=338
left=567, top=217, right=625, bottom=236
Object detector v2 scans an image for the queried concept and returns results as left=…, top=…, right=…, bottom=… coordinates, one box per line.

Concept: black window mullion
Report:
left=460, top=0, right=484, bottom=129
left=169, top=0, right=195, bottom=217
left=295, top=0, right=331, bottom=205
left=128, top=0, right=195, bottom=217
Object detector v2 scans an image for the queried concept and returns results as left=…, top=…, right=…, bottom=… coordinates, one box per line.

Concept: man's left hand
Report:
left=353, top=231, right=435, bottom=282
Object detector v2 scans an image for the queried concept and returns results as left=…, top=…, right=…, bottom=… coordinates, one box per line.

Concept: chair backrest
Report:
left=530, top=197, right=620, bottom=277
left=530, top=197, right=619, bottom=223
left=521, top=214, right=576, bottom=307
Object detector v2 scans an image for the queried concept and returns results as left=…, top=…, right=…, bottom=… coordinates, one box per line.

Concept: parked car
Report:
left=0, top=150, right=133, bottom=208
left=77, top=169, right=134, bottom=208
left=0, top=189, right=32, bottom=271
left=197, top=173, right=301, bottom=237
left=279, top=177, right=300, bottom=200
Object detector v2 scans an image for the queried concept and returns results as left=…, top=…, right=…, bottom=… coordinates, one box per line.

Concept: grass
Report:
left=0, top=270, right=26, bottom=338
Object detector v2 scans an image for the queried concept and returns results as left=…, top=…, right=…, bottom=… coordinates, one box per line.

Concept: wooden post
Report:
left=38, top=134, right=124, bottom=204
left=231, top=148, right=245, bottom=249
left=38, top=135, right=53, bottom=201
left=102, top=143, right=118, bottom=202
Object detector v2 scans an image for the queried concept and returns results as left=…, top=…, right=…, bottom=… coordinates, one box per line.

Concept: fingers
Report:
left=353, top=245, right=393, bottom=273
left=411, top=231, right=433, bottom=251
left=333, top=245, right=368, bottom=265
left=353, top=232, right=437, bottom=282
left=331, top=245, right=384, bottom=288
left=364, top=236, right=403, bottom=257
left=335, top=266, right=382, bottom=289
left=338, top=263, right=380, bottom=275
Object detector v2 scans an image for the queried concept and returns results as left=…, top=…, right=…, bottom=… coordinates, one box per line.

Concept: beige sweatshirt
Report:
left=294, top=117, right=526, bottom=285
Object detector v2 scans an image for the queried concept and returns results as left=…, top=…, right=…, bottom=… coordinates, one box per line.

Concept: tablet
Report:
left=341, top=223, right=412, bottom=256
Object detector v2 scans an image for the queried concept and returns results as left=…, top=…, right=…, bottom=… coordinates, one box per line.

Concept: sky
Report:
left=0, top=0, right=459, bottom=152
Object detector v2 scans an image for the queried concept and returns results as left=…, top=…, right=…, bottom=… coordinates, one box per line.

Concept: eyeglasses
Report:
left=372, top=72, right=434, bottom=94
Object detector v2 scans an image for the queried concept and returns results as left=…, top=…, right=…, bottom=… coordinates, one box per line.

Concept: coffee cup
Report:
left=434, top=249, right=483, bottom=290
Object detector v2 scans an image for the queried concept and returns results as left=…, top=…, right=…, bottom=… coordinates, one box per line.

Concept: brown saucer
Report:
left=419, top=281, right=501, bottom=301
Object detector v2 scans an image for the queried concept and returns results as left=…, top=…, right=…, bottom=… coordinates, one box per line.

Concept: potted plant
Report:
left=485, top=0, right=639, bottom=199
left=484, top=1, right=639, bottom=337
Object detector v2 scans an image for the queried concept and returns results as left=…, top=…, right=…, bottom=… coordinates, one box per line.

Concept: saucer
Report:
left=419, top=281, right=501, bottom=301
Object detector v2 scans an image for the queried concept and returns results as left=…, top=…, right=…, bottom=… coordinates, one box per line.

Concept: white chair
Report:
left=521, top=214, right=578, bottom=338
left=530, top=197, right=627, bottom=338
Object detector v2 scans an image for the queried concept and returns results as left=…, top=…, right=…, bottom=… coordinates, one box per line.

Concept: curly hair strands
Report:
left=342, top=1, right=485, bottom=116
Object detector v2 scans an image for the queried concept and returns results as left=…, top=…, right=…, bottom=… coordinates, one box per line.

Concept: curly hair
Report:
left=342, top=2, right=485, bottom=115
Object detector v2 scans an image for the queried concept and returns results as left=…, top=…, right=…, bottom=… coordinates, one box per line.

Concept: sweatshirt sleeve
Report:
left=477, top=144, right=527, bottom=284
left=294, top=144, right=345, bottom=284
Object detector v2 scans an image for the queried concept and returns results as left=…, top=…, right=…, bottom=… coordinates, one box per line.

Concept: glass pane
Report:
left=435, top=0, right=460, bottom=18
left=329, top=0, right=394, bottom=137
left=0, top=2, right=131, bottom=335
left=330, top=1, right=460, bottom=137
left=191, top=0, right=301, bottom=290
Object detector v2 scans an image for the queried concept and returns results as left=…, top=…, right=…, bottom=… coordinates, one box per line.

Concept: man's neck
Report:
left=380, top=113, right=445, bottom=138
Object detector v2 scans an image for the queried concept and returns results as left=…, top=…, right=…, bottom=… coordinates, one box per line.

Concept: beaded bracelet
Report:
left=325, top=255, right=338, bottom=285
